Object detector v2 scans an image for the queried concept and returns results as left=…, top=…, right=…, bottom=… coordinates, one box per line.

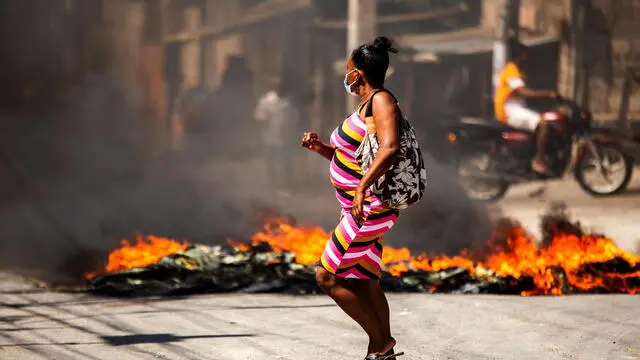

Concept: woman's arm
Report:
left=356, top=92, right=400, bottom=194
left=316, top=143, right=336, bottom=161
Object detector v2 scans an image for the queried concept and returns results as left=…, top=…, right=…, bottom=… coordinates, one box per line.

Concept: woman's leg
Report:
left=352, top=280, right=394, bottom=353
left=318, top=207, right=398, bottom=355
left=315, top=267, right=387, bottom=350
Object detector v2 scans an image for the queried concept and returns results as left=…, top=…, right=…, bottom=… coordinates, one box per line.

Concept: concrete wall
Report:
left=482, top=0, right=640, bottom=123
left=184, top=0, right=246, bottom=91
left=0, top=0, right=109, bottom=108
left=102, top=1, right=146, bottom=106
left=181, top=7, right=202, bottom=89
left=585, top=0, right=640, bottom=118
left=211, top=35, right=245, bottom=89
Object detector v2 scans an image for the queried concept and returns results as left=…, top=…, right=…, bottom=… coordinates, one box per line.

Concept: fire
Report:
left=249, top=219, right=330, bottom=266
left=484, top=226, right=640, bottom=295
left=88, top=217, right=640, bottom=295
left=86, top=234, right=189, bottom=279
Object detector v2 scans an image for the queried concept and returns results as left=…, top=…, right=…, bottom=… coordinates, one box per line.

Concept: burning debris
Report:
left=86, top=211, right=640, bottom=297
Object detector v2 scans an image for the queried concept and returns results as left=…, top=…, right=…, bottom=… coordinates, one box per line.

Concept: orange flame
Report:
left=484, top=227, right=640, bottom=295
left=86, top=234, right=189, bottom=279
left=88, top=217, right=640, bottom=295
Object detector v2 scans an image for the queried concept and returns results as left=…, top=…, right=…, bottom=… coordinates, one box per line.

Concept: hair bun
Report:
left=373, top=36, right=398, bottom=54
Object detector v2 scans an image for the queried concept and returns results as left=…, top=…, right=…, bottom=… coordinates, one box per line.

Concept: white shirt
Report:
left=254, top=90, right=299, bottom=147
left=505, top=76, right=527, bottom=110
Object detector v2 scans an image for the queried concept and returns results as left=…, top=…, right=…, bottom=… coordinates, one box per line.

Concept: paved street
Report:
left=0, top=273, right=638, bottom=360
left=2, top=160, right=640, bottom=360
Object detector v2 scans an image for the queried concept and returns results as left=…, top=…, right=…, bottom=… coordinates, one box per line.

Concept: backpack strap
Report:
left=362, top=89, right=400, bottom=135
left=364, top=89, right=398, bottom=118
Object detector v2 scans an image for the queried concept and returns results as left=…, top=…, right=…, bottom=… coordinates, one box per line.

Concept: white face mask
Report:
left=343, top=69, right=359, bottom=96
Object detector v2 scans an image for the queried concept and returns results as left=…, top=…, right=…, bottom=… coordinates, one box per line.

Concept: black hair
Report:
left=507, top=36, right=527, bottom=61
left=351, top=36, right=398, bottom=88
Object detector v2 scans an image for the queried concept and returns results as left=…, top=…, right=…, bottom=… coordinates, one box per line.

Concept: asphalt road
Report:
left=0, top=273, right=638, bottom=360
left=2, top=160, right=640, bottom=360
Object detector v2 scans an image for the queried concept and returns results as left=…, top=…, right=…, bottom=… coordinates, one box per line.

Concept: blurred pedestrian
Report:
left=254, top=76, right=300, bottom=195
left=219, top=55, right=256, bottom=160
left=171, top=85, right=208, bottom=152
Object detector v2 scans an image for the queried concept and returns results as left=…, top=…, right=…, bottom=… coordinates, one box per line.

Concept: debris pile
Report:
left=87, top=212, right=640, bottom=297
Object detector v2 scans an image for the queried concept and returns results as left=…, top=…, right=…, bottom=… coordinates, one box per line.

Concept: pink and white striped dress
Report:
left=319, top=109, right=399, bottom=279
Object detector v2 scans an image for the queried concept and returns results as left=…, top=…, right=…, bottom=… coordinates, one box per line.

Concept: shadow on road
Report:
left=224, top=303, right=335, bottom=311
left=0, top=333, right=256, bottom=348
left=101, top=333, right=256, bottom=346
left=622, top=186, right=640, bottom=196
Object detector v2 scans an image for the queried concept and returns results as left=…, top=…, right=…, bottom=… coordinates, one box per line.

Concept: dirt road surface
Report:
left=0, top=274, right=638, bottom=360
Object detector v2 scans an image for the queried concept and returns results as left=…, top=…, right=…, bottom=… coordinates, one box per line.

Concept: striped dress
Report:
left=319, top=108, right=399, bottom=280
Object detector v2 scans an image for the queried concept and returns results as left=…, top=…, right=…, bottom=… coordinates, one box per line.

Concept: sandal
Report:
left=365, top=338, right=404, bottom=360
left=364, top=352, right=405, bottom=360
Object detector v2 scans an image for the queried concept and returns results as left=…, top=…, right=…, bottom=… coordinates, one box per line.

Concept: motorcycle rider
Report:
left=494, top=37, right=558, bottom=174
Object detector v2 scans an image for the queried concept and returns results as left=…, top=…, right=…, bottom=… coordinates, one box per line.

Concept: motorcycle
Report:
left=442, top=97, right=635, bottom=202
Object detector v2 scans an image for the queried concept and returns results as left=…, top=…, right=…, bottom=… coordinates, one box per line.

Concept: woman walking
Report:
left=302, top=36, right=410, bottom=360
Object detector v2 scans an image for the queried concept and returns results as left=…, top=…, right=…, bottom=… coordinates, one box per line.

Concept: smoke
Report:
left=0, top=62, right=349, bottom=284
left=386, top=153, right=495, bottom=255
left=0, top=73, right=281, bottom=282
left=0, top=7, right=495, bottom=283
left=0, top=70, right=498, bottom=283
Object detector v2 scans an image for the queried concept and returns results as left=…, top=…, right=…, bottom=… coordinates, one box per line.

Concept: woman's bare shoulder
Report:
left=372, top=90, right=398, bottom=112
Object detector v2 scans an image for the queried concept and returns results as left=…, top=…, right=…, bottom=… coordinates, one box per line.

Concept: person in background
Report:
left=494, top=37, right=558, bottom=174
left=219, top=55, right=256, bottom=159
left=254, top=76, right=300, bottom=195
left=302, top=36, right=403, bottom=360
left=171, top=85, right=208, bottom=152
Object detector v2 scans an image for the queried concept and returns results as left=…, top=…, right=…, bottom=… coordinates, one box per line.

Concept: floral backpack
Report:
left=355, top=89, right=427, bottom=210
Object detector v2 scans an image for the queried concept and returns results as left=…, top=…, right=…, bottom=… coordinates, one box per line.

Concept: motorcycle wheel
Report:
left=574, top=143, right=634, bottom=196
left=456, top=153, right=510, bottom=202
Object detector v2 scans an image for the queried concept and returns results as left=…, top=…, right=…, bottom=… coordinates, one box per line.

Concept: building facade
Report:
left=517, top=0, right=640, bottom=124
left=5, top=1, right=636, bottom=130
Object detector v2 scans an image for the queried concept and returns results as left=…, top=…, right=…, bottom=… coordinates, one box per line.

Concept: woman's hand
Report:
left=301, top=132, right=323, bottom=152
left=302, top=131, right=335, bottom=161
left=351, top=188, right=366, bottom=225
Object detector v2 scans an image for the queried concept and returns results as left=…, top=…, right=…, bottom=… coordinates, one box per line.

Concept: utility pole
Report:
left=492, top=0, right=521, bottom=94
left=347, top=0, right=377, bottom=111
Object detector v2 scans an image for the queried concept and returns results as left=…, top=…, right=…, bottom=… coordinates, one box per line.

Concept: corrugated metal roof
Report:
left=396, top=27, right=560, bottom=62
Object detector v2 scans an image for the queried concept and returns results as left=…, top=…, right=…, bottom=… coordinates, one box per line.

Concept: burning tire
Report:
left=456, top=152, right=510, bottom=202
left=85, top=213, right=640, bottom=296
left=574, top=143, right=634, bottom=196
